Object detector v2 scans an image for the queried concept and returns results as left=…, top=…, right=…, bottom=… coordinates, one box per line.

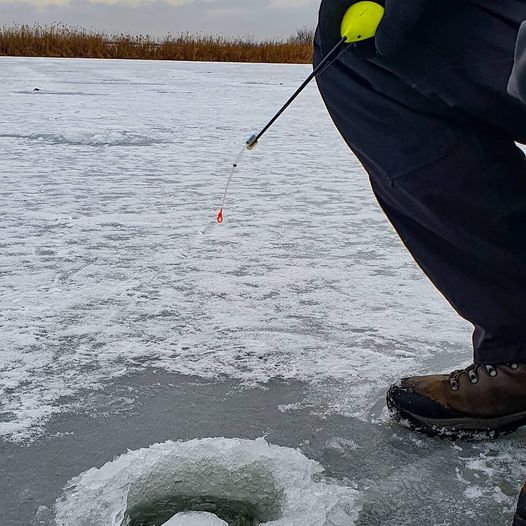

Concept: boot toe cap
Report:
left=387, top=378, right=459, bottom=421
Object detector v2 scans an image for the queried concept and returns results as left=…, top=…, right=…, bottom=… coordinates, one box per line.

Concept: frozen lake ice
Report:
left=0, top=57, right=525, bottom=525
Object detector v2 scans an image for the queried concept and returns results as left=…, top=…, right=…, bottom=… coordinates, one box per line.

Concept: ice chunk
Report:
left=55, top=437, right=361, bottom=526
left=161, top=511, right=227, bottom=525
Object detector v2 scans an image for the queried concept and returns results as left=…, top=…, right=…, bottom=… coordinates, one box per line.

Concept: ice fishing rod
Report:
left=243, top=37, right=346, bottom=152
left=217, top=1, right=384, bottom=224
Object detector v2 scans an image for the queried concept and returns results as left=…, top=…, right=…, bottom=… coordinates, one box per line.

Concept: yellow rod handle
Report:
left=340, top=1, right=385, bottom=43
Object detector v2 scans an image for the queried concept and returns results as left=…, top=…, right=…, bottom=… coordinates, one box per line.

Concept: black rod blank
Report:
left=246, top=36, right=347, bottom=149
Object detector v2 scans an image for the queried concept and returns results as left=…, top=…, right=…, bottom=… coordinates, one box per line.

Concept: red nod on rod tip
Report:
left=217, top=208, right=224, bottom=224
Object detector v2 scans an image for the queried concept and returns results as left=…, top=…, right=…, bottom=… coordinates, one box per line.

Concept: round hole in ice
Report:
left=55, top=437, right=361, bottom=526
left=161, top=511, right=227, bottom=526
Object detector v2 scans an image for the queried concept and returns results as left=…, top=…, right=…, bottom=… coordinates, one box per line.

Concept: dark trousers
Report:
left=315, top=0, right=526, bottom=363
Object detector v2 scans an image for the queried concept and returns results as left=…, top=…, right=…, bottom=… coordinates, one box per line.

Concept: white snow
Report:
left=0, top=57, right=473, bottom=442
left=161, top=511, right=227, bottom=526
left=54, top=437, right=361, bottom=526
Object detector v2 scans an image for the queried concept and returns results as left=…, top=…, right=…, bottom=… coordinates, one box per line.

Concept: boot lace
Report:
left=448, top=363, right=519, bottom=391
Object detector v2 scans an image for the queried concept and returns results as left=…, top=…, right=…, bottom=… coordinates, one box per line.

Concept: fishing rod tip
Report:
left=246, top=134, right=258, bottom=150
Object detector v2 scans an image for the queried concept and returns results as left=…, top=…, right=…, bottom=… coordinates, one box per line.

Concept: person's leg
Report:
left=314, top=3, right=526, bottom=436
left=315, top=34, right=526, bottom=364
left=370, top=132, right=526, bottom=438
left=370, top=131, right=526, bottom=365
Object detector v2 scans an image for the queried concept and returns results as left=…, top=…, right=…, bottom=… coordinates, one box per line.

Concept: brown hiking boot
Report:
left=387, top=364, right=526, bottom=439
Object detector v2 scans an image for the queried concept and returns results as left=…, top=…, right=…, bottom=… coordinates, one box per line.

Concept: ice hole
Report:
left=55, top=438, right=361, bottom=526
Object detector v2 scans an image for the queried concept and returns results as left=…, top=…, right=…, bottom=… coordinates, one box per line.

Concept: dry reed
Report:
left=0, top=24, right=314, bottom=63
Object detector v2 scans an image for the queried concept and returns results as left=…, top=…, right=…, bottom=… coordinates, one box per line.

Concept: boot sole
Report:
left=387, top=397, right=526, bottom=440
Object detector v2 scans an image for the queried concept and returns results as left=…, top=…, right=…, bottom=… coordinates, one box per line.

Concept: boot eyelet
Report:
left=450, top=378, right=459, bottom=391
left=511, top=363, right=519, bottom=370
left=485, top=365, right=497, bottom=377
left=468, top=371, right=479, bottom=384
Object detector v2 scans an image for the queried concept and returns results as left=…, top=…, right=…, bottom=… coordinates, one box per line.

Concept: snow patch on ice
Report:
left=463, top=484, right=513, bottom=506
left=325, top=436, right=360, bottom=454
left=464, top=486, right=484, bottom=499
left=0, top=130, right=171, bottom=146
left=54, top=437, right=361, bottom=526
left=463, top=456, right=497, bottom=477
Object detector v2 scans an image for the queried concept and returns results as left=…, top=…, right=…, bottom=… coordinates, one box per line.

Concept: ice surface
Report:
left=2, top=56, right=526, bottom=526
left=0, top=57, right=472, bottom=442
left=161, top=512, right=227, bottom=526
left=54, top=437, right=361, bottom=526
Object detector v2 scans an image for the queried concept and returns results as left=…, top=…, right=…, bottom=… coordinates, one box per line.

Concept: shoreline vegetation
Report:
left=0, top=25, right=315, bottom=63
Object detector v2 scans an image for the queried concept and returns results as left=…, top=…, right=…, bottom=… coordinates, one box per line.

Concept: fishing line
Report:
left=216, top=145, right=247, bottom=224
left=215, top=38, right=346, bottom=225
left=215, top=1, right=385, bottom=224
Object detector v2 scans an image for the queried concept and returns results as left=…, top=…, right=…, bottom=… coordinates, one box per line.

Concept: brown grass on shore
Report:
left=0, top=25, right=314, bottom=63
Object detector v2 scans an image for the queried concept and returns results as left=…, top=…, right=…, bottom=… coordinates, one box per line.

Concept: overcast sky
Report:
left=0, top=0, right=319, bottom=39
